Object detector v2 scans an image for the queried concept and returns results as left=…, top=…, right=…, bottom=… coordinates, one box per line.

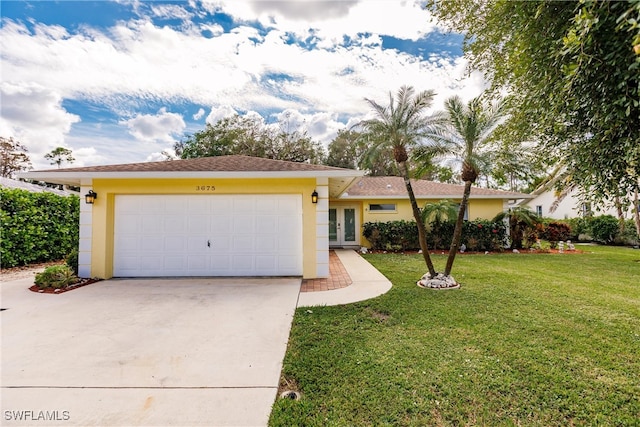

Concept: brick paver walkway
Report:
left=300, top=250, right=352, bottom=292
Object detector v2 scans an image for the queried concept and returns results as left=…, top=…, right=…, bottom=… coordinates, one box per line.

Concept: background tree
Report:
left=359, top=86, right=439, bottom=278
left=427, top=0, right=640, bottom=206
left=326, top=129, right=365, bottom=169
left=0, top=136, right=31, bottom=178
left=175, top=114, right=324, bottom=163
left=45, top=147, right=75, bottom=168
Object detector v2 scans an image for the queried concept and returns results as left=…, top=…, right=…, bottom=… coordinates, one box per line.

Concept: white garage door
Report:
left=113, top=194, right=303, bottom=277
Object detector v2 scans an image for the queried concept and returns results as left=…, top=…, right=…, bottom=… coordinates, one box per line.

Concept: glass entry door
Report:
left=329, top=206, right=358, bottom=246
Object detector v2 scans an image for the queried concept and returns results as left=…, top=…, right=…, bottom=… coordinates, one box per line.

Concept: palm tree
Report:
left=430, top=95, right=507, bottom=276
left=493, top=207, right=540, bottom=249
left=421, top=199, right=458, bottom=228
left=359, top=86, right=440, bottom=277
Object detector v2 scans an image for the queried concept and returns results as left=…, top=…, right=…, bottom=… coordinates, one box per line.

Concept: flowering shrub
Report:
left=540, top=221, right=572, bottom=247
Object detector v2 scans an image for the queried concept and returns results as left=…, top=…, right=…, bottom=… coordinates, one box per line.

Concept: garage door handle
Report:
left=207, top=240, right=211, bottom=247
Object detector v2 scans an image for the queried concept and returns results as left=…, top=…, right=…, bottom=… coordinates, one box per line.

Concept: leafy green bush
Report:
left=34, top=265, right=78, bottom=289
left=0, top=188, right=79, bottom=267
left=66, top=248, right=79, bottom=275
left=590, top=215, right=619, bottom=244
left=362, top=220, right=419, bottom=251
left=565, top=217, right=591, bottom=240
left=363, top=219, right=507, bottom=252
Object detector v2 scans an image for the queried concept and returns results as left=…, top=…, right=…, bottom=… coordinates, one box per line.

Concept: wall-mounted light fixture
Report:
left=311, top=190, right=318, bottom=204
left=85, top=190, right=98, bottom=204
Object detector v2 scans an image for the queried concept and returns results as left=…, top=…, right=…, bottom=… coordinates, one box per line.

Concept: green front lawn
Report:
left=270, top=246, right=640, bottom=426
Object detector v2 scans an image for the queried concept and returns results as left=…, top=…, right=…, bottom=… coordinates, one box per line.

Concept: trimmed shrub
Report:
left=362, top=220, right=419, bottom=251
left=1, top=188, right=79, bottom=268
left=34, top=265, right=78, bottom=289
left=363, top=219, right=508, bottom=252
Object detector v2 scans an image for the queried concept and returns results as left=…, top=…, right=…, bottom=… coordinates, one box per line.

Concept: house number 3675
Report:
left=196, top=185, right=216, bottom=191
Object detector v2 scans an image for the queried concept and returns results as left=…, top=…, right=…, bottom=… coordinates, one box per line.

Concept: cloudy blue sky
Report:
left=1, top=0, right=483, bottom=170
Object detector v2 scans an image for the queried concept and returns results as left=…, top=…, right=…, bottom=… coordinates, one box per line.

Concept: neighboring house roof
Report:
left=341, top=176, right=532, bottom=200
left=17, top=155, right=364, bottom=199
left=0, top=177, right=78, bottom=197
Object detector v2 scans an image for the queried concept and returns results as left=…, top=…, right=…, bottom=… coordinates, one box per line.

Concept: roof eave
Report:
left=340, top=194, right=533, bottom=200
left=17, top=170, right=365, bottom=186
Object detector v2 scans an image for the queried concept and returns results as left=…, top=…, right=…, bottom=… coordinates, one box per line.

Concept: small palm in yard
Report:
left=359, top=85, right=440, bottom=278
left=421, top=199, right=458, bottom=230
left=494, top=206, right=540, bottom=250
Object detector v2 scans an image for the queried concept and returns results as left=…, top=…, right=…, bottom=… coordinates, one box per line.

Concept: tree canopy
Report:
left=1, top=136, right=32, bottom=178
left=174, top=114, right=325, bottom=164
left=45, top=147, right=75, bottom=169
left=427, top=0, right=640, bottom=201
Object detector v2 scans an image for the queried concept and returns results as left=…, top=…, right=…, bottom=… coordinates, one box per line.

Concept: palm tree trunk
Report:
left=633, top=188, right=640, bottom=240
left=444, top=180, right=472, bottom=276
left=398, top=161, right=437, bottom=277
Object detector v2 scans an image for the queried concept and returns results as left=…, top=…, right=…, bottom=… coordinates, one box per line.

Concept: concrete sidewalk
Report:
left=297, top=250, right=392, bottom=307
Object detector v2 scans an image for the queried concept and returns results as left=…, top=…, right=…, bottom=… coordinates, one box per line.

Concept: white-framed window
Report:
left=453, top=203, right=469, bottom=220
left=535, top=205, right=543, bottom=216
left=369, top=203, right=397, bottom=212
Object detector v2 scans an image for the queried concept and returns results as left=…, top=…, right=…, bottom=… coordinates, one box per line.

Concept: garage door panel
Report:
left=141, top=197, right=164, bottom=214
left=211, top=217, right=231, bottom=234
left=210, top=254, right=231, bottom=273
left=256, top=236, right=276, bottom=251
left=140, top=236, right=164, bottom=251
left=140, top=255, right=163, bottom=271
left=142, top=216, right=164, bottom=233
left=188, top=215, right=209, bottom=233
left=164, top=215, right=186, bottom=233
left=114, top=194, right=302, bottom=277
left=188, top=255, right=208, bottom=270
left=165, top=256, right=186, bottom=270
left=232, top=235, right=254, bottom=251
left=164, top=236, right=186, bottom=251
left=233, top=216, right=254, bottom=234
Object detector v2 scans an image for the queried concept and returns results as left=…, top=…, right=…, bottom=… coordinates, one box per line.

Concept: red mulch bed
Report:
left=29, top=278, right=103, bottom=294
left=367, top=249, right=583, bottom=255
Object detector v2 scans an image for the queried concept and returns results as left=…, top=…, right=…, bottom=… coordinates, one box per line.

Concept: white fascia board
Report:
left=339, top=194, right=533, bottom=200
left=18, top=170, right=364, bottom=184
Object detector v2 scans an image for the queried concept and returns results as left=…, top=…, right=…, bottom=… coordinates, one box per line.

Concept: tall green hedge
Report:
left=1, top=188, right=79, bottom=268
left=363, top=219, right=508, bottom=252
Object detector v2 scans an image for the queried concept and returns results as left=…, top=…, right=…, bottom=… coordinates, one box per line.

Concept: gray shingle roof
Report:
left=343, top=176, right=531, bottom=199
left=31, top=155, right=349, bottom=173
left=0, top=177, right=78, bottom=197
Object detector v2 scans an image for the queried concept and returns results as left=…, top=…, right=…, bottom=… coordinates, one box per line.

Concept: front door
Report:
left=329, top=206, right=358, bottom=247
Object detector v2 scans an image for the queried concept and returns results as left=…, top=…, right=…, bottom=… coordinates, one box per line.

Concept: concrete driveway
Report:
left=1, top=277, right=301, bottom=426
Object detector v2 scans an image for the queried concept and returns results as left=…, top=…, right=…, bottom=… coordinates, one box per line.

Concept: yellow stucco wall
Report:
left=361, top=198, right=505, bottom=223
left=89, top=177, right=317, bottom=279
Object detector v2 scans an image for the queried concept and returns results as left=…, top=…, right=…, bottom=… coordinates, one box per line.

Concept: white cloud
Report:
left=121, top=108, right=186, bottom=143
left=0, top=82, right=80, bottom=169
left=206, top=105, right=238, bottom=124
left=193, top=108, right=206, bottom=120
left=271, top=109, right=345, bottom=147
